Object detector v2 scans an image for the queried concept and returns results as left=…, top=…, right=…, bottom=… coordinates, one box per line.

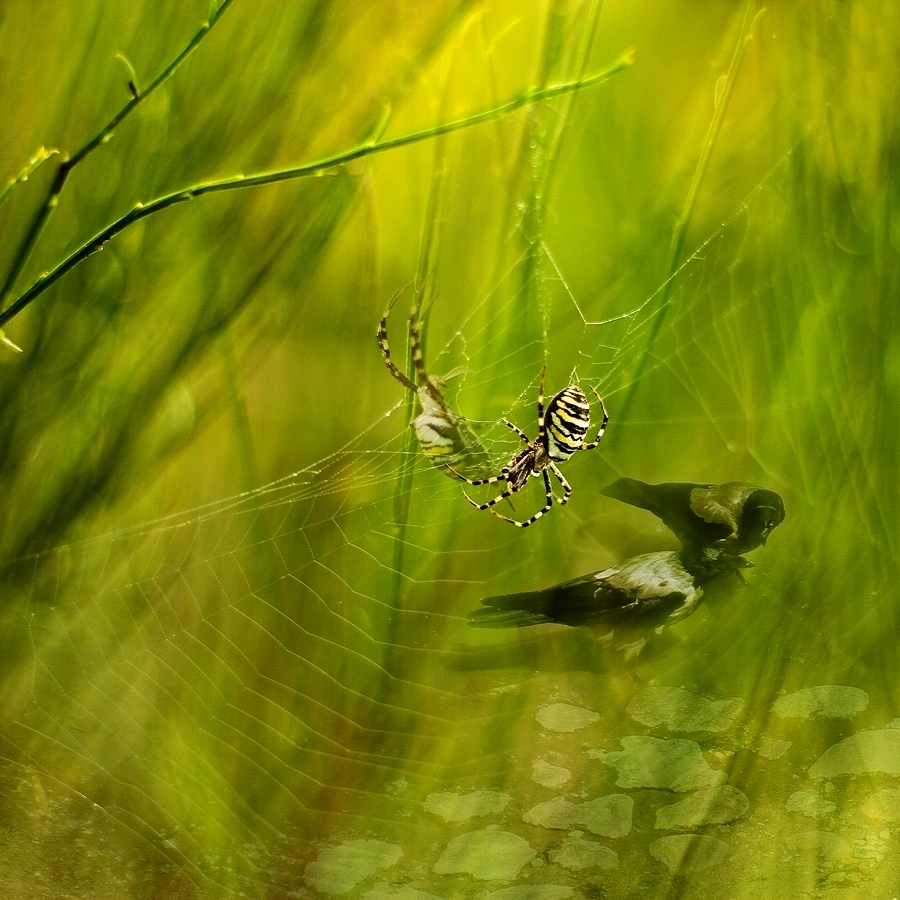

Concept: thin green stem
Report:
left=665, top=3, right=763, bottom=283
left=614, top=4, right=761, bottom=423
left=220, top=331, right=259, bottom=495
left=0, top=0, right=238, bottom=310
left=0, top=54, right=631, bottom=331
left=521, top=0, right=606, bottom=349
left=387, top=63, right=456, bottom=614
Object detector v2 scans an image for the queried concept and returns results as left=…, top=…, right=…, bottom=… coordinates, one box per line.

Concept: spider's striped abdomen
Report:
left=544, top=386, right=591, bottom=462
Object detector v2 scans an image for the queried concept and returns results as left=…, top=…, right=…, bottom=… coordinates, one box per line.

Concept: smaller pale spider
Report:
left=447, top=367, right=608, bottom=527
left=377, top=290, right=490, bottom=477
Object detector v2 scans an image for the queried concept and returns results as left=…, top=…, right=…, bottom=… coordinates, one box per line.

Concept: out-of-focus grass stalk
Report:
left=614, top=2, right=763, bottom=425
left=394, top=4, right=607, bottom=575
left=387, top=55, right=455, bottom=613
left=522, top=0, right=605, bottom=301
left=0, top=55, right=632, bottom=332
left=531, top=1, right=604, bottom=224
left=220, top=332, right=259, bottom=495
left=386, top=286, right=423, bottom=614
left=384, top=9, right=608, bottom=607
left=0, top=0, right=238, bottom=311
left=494, top=0, right=606, bottom=561
left=483, top=0, right=606, bottom=362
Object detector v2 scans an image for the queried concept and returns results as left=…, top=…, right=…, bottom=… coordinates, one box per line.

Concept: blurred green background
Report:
left=0, top=0, right=898, bottom=897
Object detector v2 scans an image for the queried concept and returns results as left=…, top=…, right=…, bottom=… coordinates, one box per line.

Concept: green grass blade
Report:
left=613, top=2, right=762, bottom=426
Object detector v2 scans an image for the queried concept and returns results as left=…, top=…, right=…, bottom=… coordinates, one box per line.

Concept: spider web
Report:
left=1, top=14, right=898, bottom=900
left=4, top=150, right=895, bottom=898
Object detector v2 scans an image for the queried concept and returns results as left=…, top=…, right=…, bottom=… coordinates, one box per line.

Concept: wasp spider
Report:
left=377, top=291, right=490, bottom=477
left=447, top=367, right=608, bottom=527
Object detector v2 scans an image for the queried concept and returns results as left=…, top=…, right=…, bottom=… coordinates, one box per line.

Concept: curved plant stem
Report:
left=0, top=52, right=631, bottom=331
left=0, top=0, right=238, bottom=311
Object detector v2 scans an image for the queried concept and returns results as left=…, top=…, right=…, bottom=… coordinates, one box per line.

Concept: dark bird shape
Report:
left=600, top=477, right=785, bottom=555
left=469, top=545, right=754, bottom=638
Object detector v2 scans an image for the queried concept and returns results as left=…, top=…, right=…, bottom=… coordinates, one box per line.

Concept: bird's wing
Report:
left=574, top=552, right=697, bottom=626
left=472, top=553, right=702, bottom=630
left=602, top=551, right=689, bottom=591
left=601, top=477, right=730, bottom=546
left=598, top=552, right=702, bottom=625
left=467, top=604, right=555, bottom=629
left=475, top=572, right=632, bottom=628
left=689, top=482, right=761, bottom=535
left=599, top=551, right=695, bottom=598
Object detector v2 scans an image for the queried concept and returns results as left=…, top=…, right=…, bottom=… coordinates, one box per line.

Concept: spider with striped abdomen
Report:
left=377, top=290, right=491, bottom=478
left=447, top=367, right=609, bottom=527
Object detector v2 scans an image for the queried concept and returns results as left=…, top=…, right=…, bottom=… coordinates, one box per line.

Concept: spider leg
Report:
left=579, top=387, right=609, bottom=450
left=549, top=464, right=573, bottom=505
left=446, top=464, right=507, bottom=487
left=405, top=293, right=454, bottom=414
left=462, top=485, right=519, bottom=511
left=536, top=365, right=548, bottom=445
left=503, top=419, right=532, bottom=444
left=377, top=292, right=418, bottom=393
left=480, top=470, right=555, bottom=527
left=467, top=492, right=551, bottom=527
left=408, top=304, right=439, bottom=391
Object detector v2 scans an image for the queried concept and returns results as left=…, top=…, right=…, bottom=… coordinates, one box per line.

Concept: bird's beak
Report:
left=734, top=557, right=755, bottom=583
